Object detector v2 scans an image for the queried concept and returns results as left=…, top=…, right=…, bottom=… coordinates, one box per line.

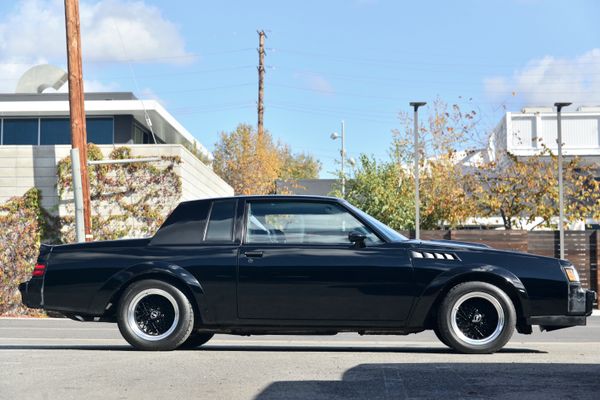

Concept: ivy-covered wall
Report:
left=0, top=144, right=182, bottom=315
left=57, top=144, right=182, bottom=242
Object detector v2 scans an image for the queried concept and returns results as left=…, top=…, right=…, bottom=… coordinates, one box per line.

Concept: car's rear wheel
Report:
left=433, top=326, right=450, bottom=348
left=117, top=279, right=194, bottom=351
left=437, top=281, right=516, bottom=354
left=178, top=332, right=214, bottom=349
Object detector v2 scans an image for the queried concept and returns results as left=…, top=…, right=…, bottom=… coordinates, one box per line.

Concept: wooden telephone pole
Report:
left=257, top=30, right=266, bottom=138
left=64, top=0, right=92, bottom=241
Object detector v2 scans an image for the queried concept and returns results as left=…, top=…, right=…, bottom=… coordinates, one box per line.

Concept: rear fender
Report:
left=88, top=261, right=206, bottom=319
left=407, top=264, right=530, bottom=328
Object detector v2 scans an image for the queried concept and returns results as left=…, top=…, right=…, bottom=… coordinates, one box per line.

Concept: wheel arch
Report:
left=88, top=262, right=207, bottom=325
left=408, top=267, right=531, bottom=332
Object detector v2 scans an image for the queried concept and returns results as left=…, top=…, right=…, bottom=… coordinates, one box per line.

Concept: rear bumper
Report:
left=18, top=279, right=43, bottom=309
left=527, top=289, right=596, bottom=328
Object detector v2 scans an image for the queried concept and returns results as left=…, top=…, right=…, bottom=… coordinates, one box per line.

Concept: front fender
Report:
left=407, top=264, right=530, bottom=328
left=88, top=261, right=205, bottom=317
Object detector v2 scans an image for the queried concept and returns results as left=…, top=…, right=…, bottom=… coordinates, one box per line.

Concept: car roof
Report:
left=179, top=194, right=343, bottom=206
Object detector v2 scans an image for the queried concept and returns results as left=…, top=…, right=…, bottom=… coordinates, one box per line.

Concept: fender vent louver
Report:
left=411, top=251, right=458, bottom=261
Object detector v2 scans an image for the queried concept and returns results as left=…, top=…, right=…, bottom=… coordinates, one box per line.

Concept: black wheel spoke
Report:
left=454, top=296, right=500, bottom=341
left=132, top=294, right=176, bottom=337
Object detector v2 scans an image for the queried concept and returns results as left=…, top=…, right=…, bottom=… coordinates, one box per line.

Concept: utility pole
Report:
left=554, top=102, right=571, bottom=259
left=410, top=102, right=426, bottom=240
left=64, top=0, right=92, bottom=242
left=257, top=30, right=266, bottom=138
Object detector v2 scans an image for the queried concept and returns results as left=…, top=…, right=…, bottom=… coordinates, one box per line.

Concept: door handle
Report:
left=244, top=251, right=264, bottom=258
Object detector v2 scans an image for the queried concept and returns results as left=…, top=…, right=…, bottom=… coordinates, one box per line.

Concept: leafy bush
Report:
left=0, top=189, right=49, bottom=316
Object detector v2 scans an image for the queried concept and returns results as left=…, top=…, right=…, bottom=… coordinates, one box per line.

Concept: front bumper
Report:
left=527, top=289, right=596, bottom=329
left=18, top=279, right=43, bottom=309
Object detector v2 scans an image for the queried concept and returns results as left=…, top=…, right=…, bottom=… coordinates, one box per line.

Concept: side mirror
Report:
left=348, top=231, right=367, bottom=248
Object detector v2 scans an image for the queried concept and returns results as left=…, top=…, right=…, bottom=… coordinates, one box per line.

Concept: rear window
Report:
left=205, top=200, right=236, bottom=242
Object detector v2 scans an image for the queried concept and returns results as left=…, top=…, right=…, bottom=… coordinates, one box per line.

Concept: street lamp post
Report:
left=554, top=102, right=571, bottom=260
left=410, top=102, right=426, bottom=240
left=331, top=120, right=346, bottom=197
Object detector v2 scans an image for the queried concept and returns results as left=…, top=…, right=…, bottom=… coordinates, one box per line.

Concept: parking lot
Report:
left=1, top=317, right=599, bottom=399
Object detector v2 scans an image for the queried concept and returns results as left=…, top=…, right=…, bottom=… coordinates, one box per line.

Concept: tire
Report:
left=117, top=279, right=194, bottom=351
left=433, top=326, right=451, bottom=348
left=178, top=332, right=214, bottom=349
left=437, top=281, right=516, bottom=354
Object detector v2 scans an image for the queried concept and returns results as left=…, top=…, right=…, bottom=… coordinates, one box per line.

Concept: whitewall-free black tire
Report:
left=117, top=279, right=194, bottom=351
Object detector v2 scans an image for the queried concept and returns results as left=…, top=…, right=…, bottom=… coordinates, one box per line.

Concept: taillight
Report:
left=32, top=263, right=46, bottom=277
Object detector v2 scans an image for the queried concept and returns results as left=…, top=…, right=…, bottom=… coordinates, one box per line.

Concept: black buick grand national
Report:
left=20, top=195, right=595, bottom=353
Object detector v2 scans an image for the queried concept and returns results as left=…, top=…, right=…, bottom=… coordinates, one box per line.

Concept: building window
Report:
left=87, top=117, right=113, bottom=144
left=40, top=118, right=70, bottom=145
left=2, top=119, right=38, bottom=145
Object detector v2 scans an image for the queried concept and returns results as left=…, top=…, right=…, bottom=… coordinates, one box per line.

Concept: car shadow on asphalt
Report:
left=0, top=344, right=546, bottom=354
left=253, top=363, right=600, bottom=400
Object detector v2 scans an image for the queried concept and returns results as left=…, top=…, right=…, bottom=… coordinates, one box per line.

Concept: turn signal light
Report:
left=564, top=266, right=580, bottom=282
left=31, top=263, right=46, bottom=277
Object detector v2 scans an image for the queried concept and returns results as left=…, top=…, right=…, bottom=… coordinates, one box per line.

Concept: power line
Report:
left=274, top=48, right=600, bottom=69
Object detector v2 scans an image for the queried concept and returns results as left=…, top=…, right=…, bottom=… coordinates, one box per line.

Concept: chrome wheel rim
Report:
left=127, top=289, right=180, bottom=341
left=450, top=291, right=505, bottom=346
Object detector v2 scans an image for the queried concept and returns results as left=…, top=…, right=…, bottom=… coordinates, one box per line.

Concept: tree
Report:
left=343, top=155, right=414, bottom=230
left=473, top=148, right=600, bottom=229
left=212, top=124, right=321, bottom=195
left=278, top=144, right=321, bottom=180
left=343, top=100, right=478, bottom=230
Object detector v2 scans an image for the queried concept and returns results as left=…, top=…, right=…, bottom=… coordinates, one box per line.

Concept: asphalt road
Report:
left=1, top=317, right=599, bottom=400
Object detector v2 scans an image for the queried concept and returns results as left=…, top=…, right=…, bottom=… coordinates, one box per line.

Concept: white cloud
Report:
left=484, top=49, right=600, bottom=107
left=0, top=0, right=191, bottom=92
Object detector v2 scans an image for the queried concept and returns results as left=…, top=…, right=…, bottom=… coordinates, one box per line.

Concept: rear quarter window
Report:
left=150, top=201, right=210, bottom=246
left=204, top=200, right=236, bottom=242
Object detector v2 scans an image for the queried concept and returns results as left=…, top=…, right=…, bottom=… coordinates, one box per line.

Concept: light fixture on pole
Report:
left=330, top=120, right=346, bottom=196
left=554, top=102, right=571, bottom=260
left=410, top=102, right=426, bottom=240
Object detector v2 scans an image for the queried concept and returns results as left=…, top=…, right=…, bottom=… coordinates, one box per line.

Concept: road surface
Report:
left=1, top=317, right=599, bottom=399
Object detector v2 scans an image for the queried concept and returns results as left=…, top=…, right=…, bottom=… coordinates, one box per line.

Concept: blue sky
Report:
left=1, top=0, right=600, bottom=176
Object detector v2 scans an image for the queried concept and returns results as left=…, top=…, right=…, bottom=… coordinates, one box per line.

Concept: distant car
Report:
left=20, top=195, right=595, bottom=353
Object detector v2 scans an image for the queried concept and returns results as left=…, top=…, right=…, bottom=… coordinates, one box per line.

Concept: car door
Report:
left=237, top=199, right=414, bottom=323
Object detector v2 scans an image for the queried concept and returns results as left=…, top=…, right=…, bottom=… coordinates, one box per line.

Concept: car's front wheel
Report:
left=117, top=279, right=194, bottom=351
left=437, top=281, right=516, bottom=354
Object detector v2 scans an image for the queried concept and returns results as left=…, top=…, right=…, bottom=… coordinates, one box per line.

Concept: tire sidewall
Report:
left=117, top=279, right=194, bottom=351
left=179, top=332, right=214, bottom=349
left=438, top=281, right=516, bottom=354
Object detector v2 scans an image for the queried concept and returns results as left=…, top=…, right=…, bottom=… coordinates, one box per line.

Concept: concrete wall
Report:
left=0, top=144, right=233, bottom=214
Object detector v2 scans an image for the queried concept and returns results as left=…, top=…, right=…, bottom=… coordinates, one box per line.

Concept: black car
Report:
left=20, top=195, right=595, bottom=353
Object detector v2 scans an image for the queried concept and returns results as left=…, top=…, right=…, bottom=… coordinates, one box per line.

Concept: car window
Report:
left=205, top=200, right=235, bottom=242
left=245, top=201, right=383, bottom=245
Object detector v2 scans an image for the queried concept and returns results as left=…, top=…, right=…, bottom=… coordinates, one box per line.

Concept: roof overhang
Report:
left=0, top=97, right=212, bottom=160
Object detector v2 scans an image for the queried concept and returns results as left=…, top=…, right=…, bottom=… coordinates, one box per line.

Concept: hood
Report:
left=403, top=239, right=492, bottom=251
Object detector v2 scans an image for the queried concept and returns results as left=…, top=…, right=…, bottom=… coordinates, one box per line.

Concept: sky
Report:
left=1, top=0, right=600, bottom=177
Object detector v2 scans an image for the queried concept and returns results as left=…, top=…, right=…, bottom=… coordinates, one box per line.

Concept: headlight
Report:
left=563, top=265, right=580, bottom=282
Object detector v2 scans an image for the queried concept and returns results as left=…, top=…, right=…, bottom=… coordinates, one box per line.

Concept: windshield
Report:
left=344, top=201, right=407, bottom=242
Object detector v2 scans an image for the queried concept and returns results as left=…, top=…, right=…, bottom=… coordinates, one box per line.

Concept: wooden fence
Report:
left=400, top=230, right=599, bottom=293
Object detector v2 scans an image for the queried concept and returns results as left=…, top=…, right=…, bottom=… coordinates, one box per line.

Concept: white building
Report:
left=0, top=92, right=233, bottom=214
left=476, top=106, right=600, bottom=230
left=490, top=106, right=600, bottom=165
